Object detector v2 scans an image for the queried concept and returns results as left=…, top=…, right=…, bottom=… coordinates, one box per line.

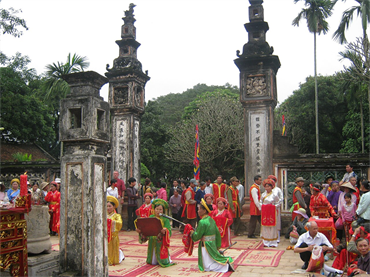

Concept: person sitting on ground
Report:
left=294, top=221, right=334, bottom=270
left=332, top=224, right=370, bottom=271
left=348, top=238, right=370, bottom=276
left=285, top=208, right=309, bottom=245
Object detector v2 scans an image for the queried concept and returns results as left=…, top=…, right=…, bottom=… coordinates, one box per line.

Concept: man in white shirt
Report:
left=236, top=180, right=244, bottom=206
left=339, top=164, right=357, bottom=185
left=294, top=221, right=333, bottom=269
left=204, top=176, right=213, bottom=195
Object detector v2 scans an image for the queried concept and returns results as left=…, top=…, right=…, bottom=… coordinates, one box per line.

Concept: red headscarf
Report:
left=262, top=178, right=275, bottom=189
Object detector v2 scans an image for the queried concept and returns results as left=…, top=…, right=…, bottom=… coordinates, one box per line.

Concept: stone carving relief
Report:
left=134, top=86, right=142, bottom=107
left=113, top=86, right=129, bottom=105
left=246, top=76, right=267, bottom=96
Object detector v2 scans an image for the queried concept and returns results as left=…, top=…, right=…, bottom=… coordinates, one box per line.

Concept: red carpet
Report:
left=234, top=249, right=285, bottom=267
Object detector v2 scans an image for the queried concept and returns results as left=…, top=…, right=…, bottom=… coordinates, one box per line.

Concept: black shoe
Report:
left=301, top=262, right=308, bottom=270
left=248, top=235, right=257, bottom=238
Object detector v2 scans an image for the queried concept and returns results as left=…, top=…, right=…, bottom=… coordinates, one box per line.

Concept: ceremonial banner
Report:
left=282, top=115, right=286, bottom=136
left=193, top=124, right=200, bottom=181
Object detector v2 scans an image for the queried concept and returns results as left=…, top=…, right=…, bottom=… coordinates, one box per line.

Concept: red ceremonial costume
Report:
left=226, top=186, right=240, bottom=218
left=182, top=187, right=196, bottom=219
left=45, top=190, right=61, bottom=233
left=211, top=183, right=227, bottom=204
left=136, top=203, right=153, bottom=218
left=291, top=186, right=303, bottom=221
left=210, top=208, right=233, bottom=248
left=249, top=184, right=261, bottom=216
left=310, top=193, right=336, bottom=218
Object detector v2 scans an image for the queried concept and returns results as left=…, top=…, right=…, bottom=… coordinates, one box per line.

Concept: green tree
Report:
left=41, top=53, right=90, bottom=106
left=165, top=91, right=244, bottom=178
left=275, top=74, right=347, bottom=153
left=333, top=0, right=370, bottom=44
left=0, top=65, right=55, bottom=146
left=0, top=1, right=28, bottom=38
left=293, top=0, right=336, bottom=154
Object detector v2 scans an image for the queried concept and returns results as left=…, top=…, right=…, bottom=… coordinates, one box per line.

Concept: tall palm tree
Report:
left=333, top=0, right=370, bottom=44
left=43, top=53, right=89, bottom=105
left=292, top=0, right=336, bottom=154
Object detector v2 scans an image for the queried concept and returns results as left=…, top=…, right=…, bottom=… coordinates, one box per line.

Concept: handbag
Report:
left=335, top=217, right=343, bottom=229
left=289, top=229, right=299, bottom=239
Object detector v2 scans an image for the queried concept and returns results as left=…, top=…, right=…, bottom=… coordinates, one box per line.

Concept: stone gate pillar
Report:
left=234, top=0, right=280, bottom=198
left=106, top=4, right=150, bottom=184
left=58, top=71, right=110, bottom=276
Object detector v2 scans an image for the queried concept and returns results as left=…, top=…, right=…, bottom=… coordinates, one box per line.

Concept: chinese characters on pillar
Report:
left=251, top=113, right=266, bottom=175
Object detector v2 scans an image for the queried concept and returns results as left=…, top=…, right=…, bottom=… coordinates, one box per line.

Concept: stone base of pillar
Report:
left=25, top=205, right=52, bottom=254
left=28, top=251, right=59, bottom=277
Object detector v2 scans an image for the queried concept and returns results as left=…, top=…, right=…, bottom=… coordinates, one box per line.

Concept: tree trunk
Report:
left=360, top=100, right=364, bottom=153
left=314, top=32, right=319, bottom=154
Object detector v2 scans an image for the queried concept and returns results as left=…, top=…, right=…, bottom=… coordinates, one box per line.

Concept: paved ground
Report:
left=51, top=230, right=334, bottom=277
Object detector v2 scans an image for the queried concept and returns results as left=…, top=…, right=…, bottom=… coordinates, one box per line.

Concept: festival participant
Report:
left=136, top=199, right=175, bottom=268
left=169, top=189, right=181, bottom=228
left=55, top=178, right=61, bottom=192
left=45, top=181, right=61, bottom=235
left=339, top=164, right=357, bottom=186
left=356, top=180, right=370, bottom=224
left=336, top=193, right=357, bottom=241
left=248, top=175, right=262, bottom=238
left=285, top=208, right=309, bottom=246
left=107, top=179, right=119, bottom=199
left=0, top=183, right=7, bottom=201
left=309, top=183, right=336, bottom=218
left=157, top=182, right=168, bottom=201
left=260, top=178, right=280, bottom=247
left=269, top=175, right=283, bottom=242
left=182, top=179, right=197, bottom=228
left=7, top=178, right=20, bottom=202
left=291, top=177, right=307, bottom=221
left=40, top=182, right=49, bottom=198
left=226, top=177, right=241, bottom=235
left=136, top=193, right=153, bottom=218
left=327, top=180, right=341, bottom=214
left=348, top=238, right=370, bottom=276
left=142, top=178, right=153, bottom=195
left=332, top=224, right=370, bottom=271
left=321, top=175, right=334, bottom=197
left=204, top=177, right=213, bottom=195
left=210, top=197, right=233, bottom=248
left=107, top=195, right=124, bottom=265
left=211, top=175, right=227, bottom=204
left=190, top=199, right=234, bottom=272
left=204, top=193, right=217, bottom=211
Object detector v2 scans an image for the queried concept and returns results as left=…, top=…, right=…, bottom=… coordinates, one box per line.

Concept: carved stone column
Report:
left=234, top=0, right=280, bottom=207
left=58, top=71, right=110, bottom=276
left=106, top=4, right=150, bottom=185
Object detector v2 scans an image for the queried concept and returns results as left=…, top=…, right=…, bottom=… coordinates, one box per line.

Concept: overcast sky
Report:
left=1, top=0, right=362, bottom=105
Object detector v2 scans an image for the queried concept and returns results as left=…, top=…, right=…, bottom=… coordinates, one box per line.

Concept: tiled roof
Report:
left=1, top=142, right=57, bottom=162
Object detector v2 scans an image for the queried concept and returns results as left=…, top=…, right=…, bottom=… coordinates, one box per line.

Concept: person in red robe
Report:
left=45, top=181, right=61, bottom=235
left=181, top=179, right=197, bottom=228
left=136, top=193, right=153, bottom=218
left=309, top=183, right=337, bottom=218
left=211, top=175, right=227, bottom=204
left=210, top=197, right=233, bottom=248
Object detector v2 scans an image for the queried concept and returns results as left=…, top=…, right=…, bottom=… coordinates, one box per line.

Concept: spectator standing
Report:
left=327, top=180, right=341, bottom=214
left=169, top=189, right=181, bottom=228
left=169, top=179, right=182, bottom=199
left=339, top=164, right=357, bottom=186
left=107, top=179, right=119, bottom=199
left=157, top=182, right=168, bottom=201
left=204, top=176, right=213, bottom=195
left=236, top=180, right=244, bottom=206
left=126, top=177, right=140, bottom=231
left=113, top=171, right=126, bottom=217
left=356, top=180, right=370, bottom=223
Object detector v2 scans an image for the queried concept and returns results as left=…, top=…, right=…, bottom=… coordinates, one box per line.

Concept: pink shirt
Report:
left=157, top=188, right=167, bottom=201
